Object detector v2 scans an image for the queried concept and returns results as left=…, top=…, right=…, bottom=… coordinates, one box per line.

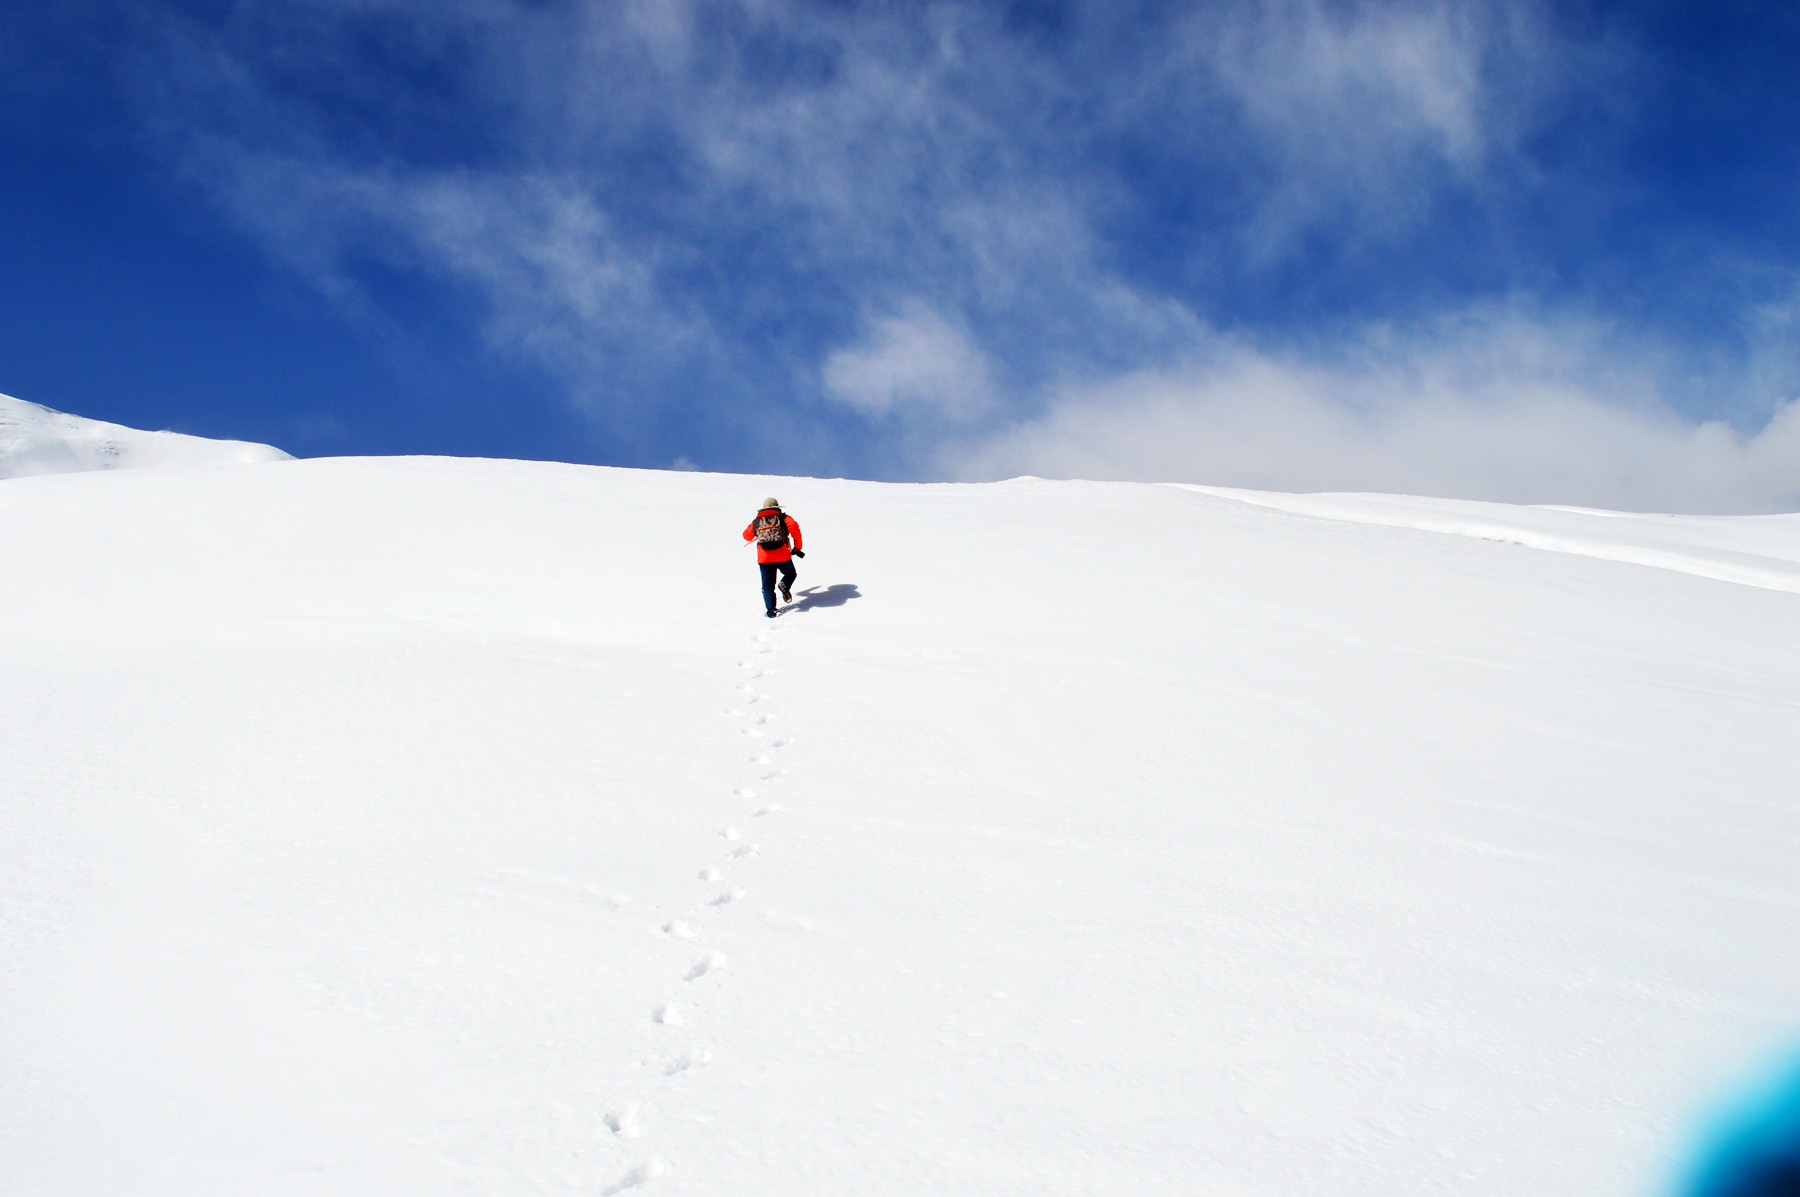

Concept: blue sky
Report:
left=3, top=0, right=1799, bottom=510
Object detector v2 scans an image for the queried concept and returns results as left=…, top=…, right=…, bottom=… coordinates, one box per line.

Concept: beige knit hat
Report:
left=761, top=497, right=781, bottom=509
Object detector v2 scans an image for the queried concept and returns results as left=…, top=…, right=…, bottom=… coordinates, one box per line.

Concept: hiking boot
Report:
left=765, top=609, right=778, bottom=618
left=779, top=585, right=792, bottom=604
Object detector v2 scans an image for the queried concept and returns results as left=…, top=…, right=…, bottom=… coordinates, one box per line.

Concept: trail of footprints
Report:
left=604, top=628, right=792, bottom=1191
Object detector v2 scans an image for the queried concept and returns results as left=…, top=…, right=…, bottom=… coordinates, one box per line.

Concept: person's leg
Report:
left=778, top=559, right=797, bottom=603
left=759, top=561, right=779, bottom=614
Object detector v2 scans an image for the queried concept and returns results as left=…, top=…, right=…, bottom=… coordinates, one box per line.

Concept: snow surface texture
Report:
left=2, top=458, right=1795, bottom=1197
left=0, top=391, right=291, bottom=478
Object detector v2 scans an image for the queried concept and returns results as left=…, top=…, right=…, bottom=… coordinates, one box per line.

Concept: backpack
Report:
left=753, top=511, right=790, bottom=549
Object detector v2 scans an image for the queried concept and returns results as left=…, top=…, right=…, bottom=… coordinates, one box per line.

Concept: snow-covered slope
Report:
left=1, top=459, right=1794, bottom=1197
left=0, top=391, right=291, bottom=478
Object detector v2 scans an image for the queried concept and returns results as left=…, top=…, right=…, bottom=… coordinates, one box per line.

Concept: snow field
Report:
left=1, top=457, right=1796, bottom=1196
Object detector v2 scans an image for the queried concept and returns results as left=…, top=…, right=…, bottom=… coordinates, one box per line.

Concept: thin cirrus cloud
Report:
left=14, top=0, right=1800, bottom=509
left=1164, top=0, right=1533, bottom=252
left=194, top=146, right=709, bottom=412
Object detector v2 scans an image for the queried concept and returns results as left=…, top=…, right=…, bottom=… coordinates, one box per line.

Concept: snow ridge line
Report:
left=603, top=624, right=791, bottom=1192
left=1172, top=484, right=1800, bottom=594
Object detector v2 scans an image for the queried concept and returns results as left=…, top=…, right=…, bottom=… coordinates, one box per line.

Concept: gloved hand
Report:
left=793, top=550, right=806, bottom=558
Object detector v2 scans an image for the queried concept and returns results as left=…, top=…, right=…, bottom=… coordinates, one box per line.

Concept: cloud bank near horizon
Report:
left=947, top=317, right=1800, bottom=514
left=8, top=0, right=1800, bottom=510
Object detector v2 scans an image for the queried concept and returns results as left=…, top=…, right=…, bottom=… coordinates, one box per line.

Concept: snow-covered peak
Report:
left=0, top=392, right=291, bottom=479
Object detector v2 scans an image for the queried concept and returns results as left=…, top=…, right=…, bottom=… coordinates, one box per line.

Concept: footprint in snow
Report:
left=662, top=1050, right=711, bottom=1076
left=699, top=867, right=722, bottom=882
left=732, top=787, right=756, bottom=799
left=685, top=951, right=727, bottom=981
left=753, top=803, right=781, bottom=817
left=709, top=888, right=746, bottom=906
left=752, top=753, right=773, bottom=766
left=603, top=1104, right=642, bottom=1139
left=663, top=920, right=698, bottom=940
left=651, top=1004, right=683, bottom=1026
left=719, top=826, right=741, bottom=841
left=730, top=842, right=759, bottom=858
left=602, top=1157, right=668, bottom=1194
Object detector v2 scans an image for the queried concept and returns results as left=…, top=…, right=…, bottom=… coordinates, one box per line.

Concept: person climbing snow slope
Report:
left=744, top=498, right=804, bottom=618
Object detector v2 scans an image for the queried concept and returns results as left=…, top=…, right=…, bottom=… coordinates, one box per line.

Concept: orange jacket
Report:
left=743, top=509, right=802, bottom=563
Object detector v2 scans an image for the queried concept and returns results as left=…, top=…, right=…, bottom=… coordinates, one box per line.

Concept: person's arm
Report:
left=788, top=517, right=803, bottom=555
left=743, top=521, right=756, bottom=543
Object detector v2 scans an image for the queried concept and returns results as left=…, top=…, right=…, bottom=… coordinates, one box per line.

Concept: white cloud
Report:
left=1200, top=0, right=1495, bottom=159
left=947, top=311, right=1800, bottom=514
left=822, top=305, right=994, bottom=418
left=113, top=0, right=1603, bottom=390
left=35, top=0, right=1791, bottom=507
left=1161, top=0, right=1607, bottom=251
left=188, top=143, right=708, bottom=411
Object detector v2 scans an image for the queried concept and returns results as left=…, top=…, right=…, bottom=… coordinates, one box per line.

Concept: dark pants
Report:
left=759, top=559, right=797, bottom=613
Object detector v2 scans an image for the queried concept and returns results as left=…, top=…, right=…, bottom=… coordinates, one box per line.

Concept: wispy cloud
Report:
left=12, top=0, right=1797, bottom=507
left=822, top=303, right=994, bottom=418
left=1173, top=0, right=1584, bottom=253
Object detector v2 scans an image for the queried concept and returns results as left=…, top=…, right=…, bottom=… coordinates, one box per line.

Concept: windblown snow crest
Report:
left=0, top=392, right=291, bottom=479
left=1175, top=484, right=1800, bottom=593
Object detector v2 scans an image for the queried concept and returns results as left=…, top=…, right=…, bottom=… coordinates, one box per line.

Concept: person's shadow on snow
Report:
left=790, top=584, right=861, bottom=611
